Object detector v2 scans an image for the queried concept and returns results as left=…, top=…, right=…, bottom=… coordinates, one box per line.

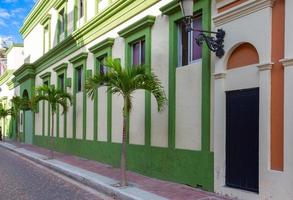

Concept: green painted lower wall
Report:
left=34, top=135, right=214, bottom=191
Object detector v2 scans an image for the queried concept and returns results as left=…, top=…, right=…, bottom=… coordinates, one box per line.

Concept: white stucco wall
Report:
left=176, top=62, right=202, bottom=151
left=213, top=0, right=293, bottom=199
left=6, top=47, right=24, bottom=69
left=150, top=14, right=169, bottom=148
left=29, top=0, right=207, bottom=152
left=97, top=87, right=108, bottom=142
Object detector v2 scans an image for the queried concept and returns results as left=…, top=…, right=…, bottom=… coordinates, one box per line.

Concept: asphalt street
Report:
left=0, top=146, right=113, bottom=200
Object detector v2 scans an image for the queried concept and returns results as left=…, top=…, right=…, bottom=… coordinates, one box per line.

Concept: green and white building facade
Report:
left=10, top=0, right=214, bottom=191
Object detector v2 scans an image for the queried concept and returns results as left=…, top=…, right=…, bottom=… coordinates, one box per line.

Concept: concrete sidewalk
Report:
left=0, top=142, right=230, bottom=200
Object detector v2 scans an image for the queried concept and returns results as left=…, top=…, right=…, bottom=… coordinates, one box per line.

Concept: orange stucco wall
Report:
left=271, top=0, right=285, bottom=171
left=227, top=43, right=259, bottom=69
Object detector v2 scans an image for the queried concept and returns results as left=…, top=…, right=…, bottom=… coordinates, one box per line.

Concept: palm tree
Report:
left=0, top=105, right=10, bottom=142
left=32, top=85, right=72, bottom=159
left=85, top=58, right=167, bottom=187
left=11, top=96, right=30, bottom=144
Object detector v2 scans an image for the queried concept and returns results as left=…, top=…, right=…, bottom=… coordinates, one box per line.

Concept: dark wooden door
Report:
left=226, top=88, right=259, bottom=193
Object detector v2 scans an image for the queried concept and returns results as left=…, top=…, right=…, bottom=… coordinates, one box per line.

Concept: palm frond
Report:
left=85, top=57, right=167, bottom=113
left=33, top=85, right=72, bottom=114
left=85, top=73, right=113, bottom=100
left=57, top=99, right=68, bottom=114
left=132, top=71, right=167, bottom=112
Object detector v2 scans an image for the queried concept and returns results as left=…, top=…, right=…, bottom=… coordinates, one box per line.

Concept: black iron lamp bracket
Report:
left=183, top=16, right=226, bottom=58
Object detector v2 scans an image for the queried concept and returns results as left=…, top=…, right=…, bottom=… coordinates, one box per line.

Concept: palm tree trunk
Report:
left=120, top=100, right=128, bottom=186
left=50, top=112, right=54, bottom=159
left=3, top=117, right=5, bottom=142
left=16, top=118, right=19, bottom=145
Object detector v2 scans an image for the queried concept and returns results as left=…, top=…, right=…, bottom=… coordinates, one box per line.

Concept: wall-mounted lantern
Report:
left=179, top=0, right=226, bottom=58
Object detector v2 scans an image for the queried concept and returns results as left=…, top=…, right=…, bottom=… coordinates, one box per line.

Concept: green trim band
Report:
left=6, top=80, right=15, bottom=90
left=54, top=0, right=68, bottom=9
left=0, top=70, right=14, bottom=86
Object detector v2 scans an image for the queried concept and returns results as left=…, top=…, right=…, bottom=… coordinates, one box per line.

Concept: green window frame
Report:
left=74, top=0, right=87, bottom=30
left=89, top=38, right=114, bottom=142
left=58, top=6, right=68, bottom=43
left=40, top=15, right=51, bottom=54
left=160, top=0, right=211, bottom=150
left=118, top=15, right=155, bottom=146
left=40, top=72, right=51, bottom=137
left=54, top=0, right=68, bottom=43
left=69, top=53, right=88, bottom=139
left=54, top=63, right=68, bottom=138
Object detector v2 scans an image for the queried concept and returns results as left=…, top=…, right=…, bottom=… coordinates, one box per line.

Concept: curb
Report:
left=0, top=143, right=167, bottom=200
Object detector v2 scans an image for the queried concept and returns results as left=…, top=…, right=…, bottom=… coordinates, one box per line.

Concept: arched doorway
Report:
left=225, top=43, right=260, bottom=193
left=22, top=89, right=33, bottom=144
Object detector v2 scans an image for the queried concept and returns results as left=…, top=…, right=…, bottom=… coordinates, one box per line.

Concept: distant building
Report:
left=0, top=44, right=24, bottom=139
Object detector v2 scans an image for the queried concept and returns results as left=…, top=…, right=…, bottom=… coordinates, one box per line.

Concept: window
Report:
left=132, top=39, right=145, bottom=66
left=43, top=80, right=49, bottom=86
left=76, top=67, right=83, bottom=92
left=58, top=74, right=65, bottom=91
left=97, top=56, right=107, bottom=76
left=59, top=9, right=65, bottom=34
left=79, top=0, right=84, bottom=18
left=178, top=14, right=202, bottom=67
left=44, top=25, right=49, bottom=53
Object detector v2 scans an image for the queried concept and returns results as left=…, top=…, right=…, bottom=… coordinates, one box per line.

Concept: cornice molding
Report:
left=213, top=0, right=275, bottom=27
left=69, top=52, right=88, bottom=64
left=257, top=62, right=273, bottom=71
left=280, top=58, right=293, bottom=67
left=53, top=0, right=68, bottom=10
left=0, top=70, right=14, bottom=86
left=13, top=64, right=35, bottom=83
left=40, top=72, right=51, bottom=79
left=89, top=38, right=114, bottom=54
left=216, top=0, right=240, bottom=9
left=214, top=72, right=226, bottom=79
left=40, top=14, right=51, bottom=26
left=159, top=0, right=181, bottom=16
left=6, top=79, right=14, bottom=90
left=20, top=0, right=52, bottom=37
left=53, top=63, right=68, bottom=72
left=118, top=15, right=156, bottom=38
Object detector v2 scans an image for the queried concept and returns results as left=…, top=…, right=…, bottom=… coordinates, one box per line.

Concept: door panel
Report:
left=24, top=111, right=33, bottom=144
left=226, top=88, right=259, bottom=193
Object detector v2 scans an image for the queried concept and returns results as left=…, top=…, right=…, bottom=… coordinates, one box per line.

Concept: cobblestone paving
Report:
left=0, top=146, right=109, bottom=200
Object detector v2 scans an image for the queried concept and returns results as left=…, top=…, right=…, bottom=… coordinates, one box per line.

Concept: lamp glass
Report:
left=181, top=0, right=194, bottom=17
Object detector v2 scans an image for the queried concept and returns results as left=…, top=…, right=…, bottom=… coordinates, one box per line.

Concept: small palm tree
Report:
left=86, top=58, right=167, bottom=186
left=11, top=96, right=30, bottom=144
left=32, top=85, right=72, bottom=159
left=0, top=105, right=10, bottom=142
